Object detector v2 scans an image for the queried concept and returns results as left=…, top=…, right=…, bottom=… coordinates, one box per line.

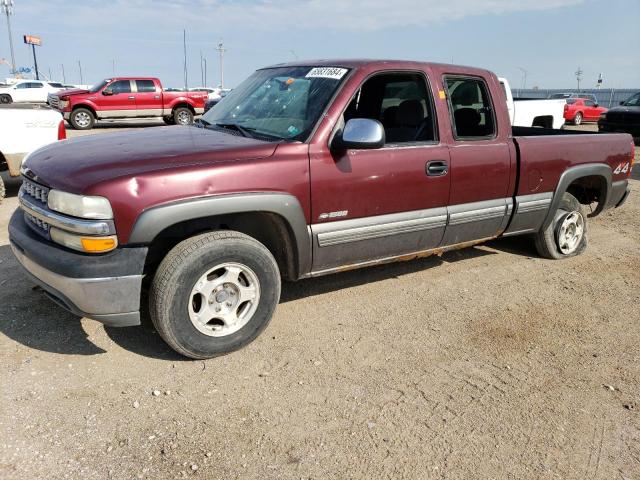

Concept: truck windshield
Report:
left=202, top=66, right=349, bottom=141
left=622, top=93, right=640, bottom=106
left=89, top=80, right=110, bottom=93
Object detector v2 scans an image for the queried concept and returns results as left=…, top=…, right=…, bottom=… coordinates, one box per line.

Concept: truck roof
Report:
left=103, top=77, right=160, bottom=81
left=262, top=59, right=494, bottom=77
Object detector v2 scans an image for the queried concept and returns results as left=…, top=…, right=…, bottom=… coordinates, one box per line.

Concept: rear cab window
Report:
left=136, top=80, right=157, bottom=93
left=444, top=76, right=496, bottom=140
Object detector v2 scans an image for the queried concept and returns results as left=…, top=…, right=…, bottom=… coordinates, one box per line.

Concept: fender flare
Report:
left=128, top=192, right=312, bottom=277
left=542, top=163, right=612, bottom=229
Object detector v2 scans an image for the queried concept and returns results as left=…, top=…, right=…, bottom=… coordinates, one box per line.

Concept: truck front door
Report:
left=99, top=80, right=136, bottom=117
left=309, top=71, right=450, bottom=272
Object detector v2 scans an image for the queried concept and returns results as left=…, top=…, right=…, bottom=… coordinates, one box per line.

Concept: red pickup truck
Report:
left=10, top=60, right=634, bottom=358
left=48, top=77, right=207, bottom=130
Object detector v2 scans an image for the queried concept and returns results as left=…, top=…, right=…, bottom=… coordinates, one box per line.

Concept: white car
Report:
left=499, top=78, right=566, bottom=130
left=0, top=105, right=66, bottom=202
left=0, top=80, right=66, bottom=104
left=188, top=87, right=222, bottom=101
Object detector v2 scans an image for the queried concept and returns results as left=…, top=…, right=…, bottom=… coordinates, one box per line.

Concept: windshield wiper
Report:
left=194, top=118, right=211, bottom=128
left=215, top=122, right=255, bottom=138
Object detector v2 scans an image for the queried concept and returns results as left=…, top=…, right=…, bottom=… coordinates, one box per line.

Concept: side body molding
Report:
left=542, top=163, right=612, bottom=229
left=128, top=193, right=312, bottom=277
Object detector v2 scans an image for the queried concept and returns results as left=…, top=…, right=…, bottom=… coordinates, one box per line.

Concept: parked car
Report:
left=10, top=60, right=634, bottom=359
left=500, top=78, right=566, bottom=129
left=0, top=104, right=65, bottom=203
left=0, top=80, right=65, bottom=104
left=47, top=77, right=208, bottom=129
left=203, top=97, right=221, bottom=113
left=598, top=91, right=640, bottom=143
left=189, top=87, right=222, bottom=101
left=563, top=98, right=607, bottom=125
left=549, top=92, right=599, bottom=103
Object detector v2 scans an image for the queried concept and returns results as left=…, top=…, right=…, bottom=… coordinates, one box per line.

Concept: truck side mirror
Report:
left=102, top=89, right=114, bottom=96
left=332, top=118, right=385, bottom=150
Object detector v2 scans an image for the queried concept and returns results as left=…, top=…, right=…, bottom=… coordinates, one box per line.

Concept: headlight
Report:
left=599, top=113, right=607, bottom=120
left=47, top=190, right=113, bottom=219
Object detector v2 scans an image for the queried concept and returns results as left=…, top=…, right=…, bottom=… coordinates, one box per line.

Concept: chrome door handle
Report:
left=128, top=96, right=135, bottom=100
left=426, top=160, right=448, bottom=176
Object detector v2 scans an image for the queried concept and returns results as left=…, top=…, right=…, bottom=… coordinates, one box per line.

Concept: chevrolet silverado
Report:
left=9, top=60, right=634, bottom=358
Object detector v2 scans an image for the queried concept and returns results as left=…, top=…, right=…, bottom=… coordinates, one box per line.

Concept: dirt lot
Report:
left=1, top=124, right=639, bottom=479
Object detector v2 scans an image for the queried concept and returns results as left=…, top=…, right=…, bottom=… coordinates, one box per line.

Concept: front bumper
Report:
left=9, top=210, right=147, bottom=327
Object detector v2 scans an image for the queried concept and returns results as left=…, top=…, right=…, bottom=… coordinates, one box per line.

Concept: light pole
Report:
left=517, top=67, right=528, bottom=91
left=216, top=40, right=226, bottom=89
left=1, top=0, right=16, bottom=75
left=575, top=66, right=583, bottom=92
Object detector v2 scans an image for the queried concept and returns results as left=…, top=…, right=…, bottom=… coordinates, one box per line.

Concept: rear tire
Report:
left=150, top=231, right=281, bottom=359
left=573, top=112, right=583, bottom=126
left=0, top=94, right=12, bottom=104
left=70, top=108, right=95, bottom=130
left=534, top=192, right=587, bottom=260
left=173, top=107, right=194, bottom=125
left=163, top=115, right=175, bottom=125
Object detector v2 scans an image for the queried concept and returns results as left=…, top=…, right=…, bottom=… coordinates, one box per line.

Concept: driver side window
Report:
left=344, top=72, right=437, bottom=145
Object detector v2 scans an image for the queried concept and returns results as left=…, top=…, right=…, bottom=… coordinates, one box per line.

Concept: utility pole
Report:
left=200, top=50, right=204, bottom=86
left=203, top=58, right=207, bottom=87
left=30, top=43, right=39, bottom=79
left=182, top=29, right=188, bottom=89
left=575, top=66, right=583, bottom=92
left=78, top=60, right=83, bottom=84
left=1, top=0, right=16, bottom=75
left=216, top=40, right=226, bottom=89
left=61, top=63, right=65, bottom=83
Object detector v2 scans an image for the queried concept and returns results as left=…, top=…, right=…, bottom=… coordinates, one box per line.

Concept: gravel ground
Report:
left=0, top=123, right=639, bottom=479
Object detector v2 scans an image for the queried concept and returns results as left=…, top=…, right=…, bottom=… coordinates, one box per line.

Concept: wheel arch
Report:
left=71, top=103, right=97, bottom=118
left=172, top=102, right=195, bottom=114
left=129, top=193, right=312, bottom=280
left=542, top=164, right=611, bottom=229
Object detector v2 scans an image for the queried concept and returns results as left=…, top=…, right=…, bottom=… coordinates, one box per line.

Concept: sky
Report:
left=1, top=0, right=639, bottom=90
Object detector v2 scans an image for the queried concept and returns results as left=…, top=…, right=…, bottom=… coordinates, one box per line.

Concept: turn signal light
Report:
left=81, top=237, right=118, bottom=253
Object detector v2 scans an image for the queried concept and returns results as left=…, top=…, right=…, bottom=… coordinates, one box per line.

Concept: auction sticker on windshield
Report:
left=306, top=67, right=348, bottom=80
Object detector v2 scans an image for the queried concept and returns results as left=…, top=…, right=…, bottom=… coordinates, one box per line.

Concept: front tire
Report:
left=534, top=192, right=587, bottom=260
left=150, top=231, right=281, bottom=359
left=573, top=112, right=583, bottom=126
left=0, top=94, right=12, bottom=104
left=70, top=108, right=95, bottom=130
left=173, top=107, right=194, bottom=125
left=0, top=175, right=5, bottom=204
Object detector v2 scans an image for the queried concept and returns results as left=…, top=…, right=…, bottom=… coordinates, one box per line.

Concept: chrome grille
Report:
left=21, top=178, right=50, bottom=205
left=48, top=94, right=60, bottom=109
left=24, top=211, right=51, bottom=237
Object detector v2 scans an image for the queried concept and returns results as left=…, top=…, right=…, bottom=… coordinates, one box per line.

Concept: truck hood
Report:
left=23, top=125, right=279, bottom=193
left=55, top=88, right=90, bottom=97
left=606, top=105, right=640, bottom=115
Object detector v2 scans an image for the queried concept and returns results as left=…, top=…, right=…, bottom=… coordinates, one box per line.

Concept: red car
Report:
left=10, top=60, right=634, bottom=358
left=564, top=97, right=607, bottom=125
left=47, top=77, right=207, bottom=130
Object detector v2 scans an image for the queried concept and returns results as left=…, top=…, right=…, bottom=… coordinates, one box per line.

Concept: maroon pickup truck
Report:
left=47, top=77, right=207, bottom=130
left=10, top=60, right=634, bottom=358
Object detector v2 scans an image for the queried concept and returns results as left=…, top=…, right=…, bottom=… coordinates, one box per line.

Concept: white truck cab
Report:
left=499, top=78, right=566, bottom=130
